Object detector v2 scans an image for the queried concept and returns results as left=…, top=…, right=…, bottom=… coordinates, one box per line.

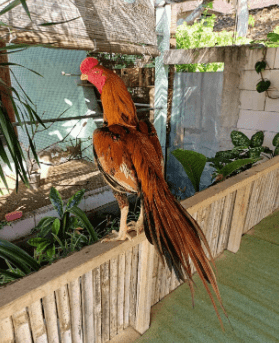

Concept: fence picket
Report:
left=42, top=293, right=60, bottom=343
left=68, top=279, right=83, bottom=343
left=29, top=300, right=47, bottom=343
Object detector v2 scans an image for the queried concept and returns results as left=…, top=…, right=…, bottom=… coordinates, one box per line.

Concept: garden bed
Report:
left=0, top=159, right=106, bottom=221
left=1, top=156, right=279, bottom=343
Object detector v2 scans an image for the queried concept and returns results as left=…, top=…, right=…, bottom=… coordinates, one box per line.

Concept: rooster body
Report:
left=80, top=58, right=226, bottom=325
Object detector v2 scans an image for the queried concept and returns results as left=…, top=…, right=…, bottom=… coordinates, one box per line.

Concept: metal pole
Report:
left=11, top=107, right=162, bottom=127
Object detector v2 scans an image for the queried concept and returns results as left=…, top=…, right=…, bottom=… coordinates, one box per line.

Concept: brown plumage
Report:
left=80, top=57, right=227, bottom=327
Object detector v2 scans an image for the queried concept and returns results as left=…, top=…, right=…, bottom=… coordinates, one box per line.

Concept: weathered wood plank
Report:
left=82, top=271, right=94, bottom=343
left=12, top=309, right=32, bottom=343
left=151, top=251, right=160, bottom=306
left=227, top=183, right=252, bottom=253
left=0, top=232, right=145, bottom=322
left=93, top=267, right=102, bottom=343
left=117, top=252, right=125, bottom=334
left=184, top=156, right=279, bottom=216
left=216, top=191, right=236, bottom=254
left=244, top=178, right=262, bottom=232
left=129, top=245, right=139, bottom=327
left=101, top=262, right=110, bottom=343
left=55, top=285, right=72, bottom=343
left=268, top=169, right=279, bottom=213
left=123, top=249, right=132, bottom=329
left=0, top=317, right=14, bottom=343
left=28, top=300, right=48, bottom=343
left=42, top=293, right=60, bottom=343
left=254, top=174, right=270, bottom=227
left=110, top=256, right=118, bottom=340
left=135, top=241, right=155, bottom=334
left=206, top=198, right=225, bottom=258
left=68, top=278, right=83, bottom=343
left=256, top=172, right=274, bottom=227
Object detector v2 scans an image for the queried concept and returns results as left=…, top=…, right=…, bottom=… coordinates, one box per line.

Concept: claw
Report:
left=101, top=229, right=133, bottom=242
left=127, top=221, right=144, bottom=236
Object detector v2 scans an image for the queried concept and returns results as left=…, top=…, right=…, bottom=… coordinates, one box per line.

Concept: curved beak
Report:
left=80, top=74, right=88, bottom=81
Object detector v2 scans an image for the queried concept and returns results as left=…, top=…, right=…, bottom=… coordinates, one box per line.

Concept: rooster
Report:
left=80, top=57, right=226, bottom=325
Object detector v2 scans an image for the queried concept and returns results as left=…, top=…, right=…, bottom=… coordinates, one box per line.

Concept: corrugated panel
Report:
left=136, top=210, right=279, bottom=343
left=166, top=72, right=223, bottom=199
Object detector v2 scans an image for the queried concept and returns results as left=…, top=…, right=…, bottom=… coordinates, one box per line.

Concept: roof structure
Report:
left=0, top=0, right=159, bottom=56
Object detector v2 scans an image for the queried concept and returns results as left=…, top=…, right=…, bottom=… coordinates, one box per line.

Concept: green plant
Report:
left=248, top=15, right=255, bottom=28
left=171, top=149, right=206, bottom=192
left=250, top=26, right=279, bottom=48
left=171, top=130, right=279, bottom=193
left=175, top=9, right=249, bottom=73
left=28, top=187, right=98, bottom=263
left=0, top=238, right=40, bottom=285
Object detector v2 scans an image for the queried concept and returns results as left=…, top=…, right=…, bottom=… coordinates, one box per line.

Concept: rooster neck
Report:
left=100, top=78, right=138, bottom=127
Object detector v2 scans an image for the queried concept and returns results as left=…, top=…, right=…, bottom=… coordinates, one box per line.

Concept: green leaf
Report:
left=19, top=0, right=31, bottom=20
left=219, top=158, right=257, bottom=179
left=274, top=146, right=279, bottom=156
left=250, top=131, right=264, bottom=147
left=256, top=80, right=271, bottom=93
left=267, top=32, right=279, bottom=42
left=171, top=149, right=207, bottom=192
left=65, top=189, right=85, bottom=211
left=262, top=146, right=273, bottom=155
left=46, top=245, right=55, bottom=258
left=249, top=147, right=264, bottom=158
left=27, top=237, right=49, bottom=247
left=0, top=268, right=23, bottom=279
left=38, top=16, right=80, bottom=26
left=52, top=218, right=60, bottom=236
left=51, top=233, right=64, bottom=249
left=0, top=0, right=21, bottom=16
left=1, top=62, right=43, bottom=77
left=49, top=187, right=64, bottom=218
left=231, top=131, right=250, bottom=147
left=0, top=239, right=40, bottom=272
left=255, top=61, right=266, bottom=74
left=272, top=133, right=279, bottom=147
left=68, top=206, right=98, bottom=242
left=36, top=241, right=51, bottom=253
left=32, top=216, right=56, bottom=238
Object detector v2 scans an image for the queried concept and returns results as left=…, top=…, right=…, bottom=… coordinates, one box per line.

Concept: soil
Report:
left=213, top=5, right=279, bottom=40
left=0, top=159, right=107, bottom=221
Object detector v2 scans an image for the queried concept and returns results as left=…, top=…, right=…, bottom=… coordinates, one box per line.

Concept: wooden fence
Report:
left=1, top=156, right=279, bottom=343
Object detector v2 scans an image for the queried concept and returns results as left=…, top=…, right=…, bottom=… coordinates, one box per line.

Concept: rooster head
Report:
left=80, top=57, right=107, bottom=94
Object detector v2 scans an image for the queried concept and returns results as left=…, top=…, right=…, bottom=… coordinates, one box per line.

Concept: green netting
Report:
left=8, top=47, right=100, bottom=165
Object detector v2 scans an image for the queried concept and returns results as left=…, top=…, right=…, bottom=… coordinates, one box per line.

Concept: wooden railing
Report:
left=1, top=156, right=279, bottom=343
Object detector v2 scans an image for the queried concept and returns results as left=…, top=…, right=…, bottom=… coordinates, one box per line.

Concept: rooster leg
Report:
left=127, top=200, right=144, bottom=236
left=102, top=192, right=133, bottom=242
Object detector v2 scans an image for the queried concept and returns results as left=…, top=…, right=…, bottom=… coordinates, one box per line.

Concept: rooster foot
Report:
left=127, top=221, right=144, bottom=236
left=101, top=229, right=133, bottom=243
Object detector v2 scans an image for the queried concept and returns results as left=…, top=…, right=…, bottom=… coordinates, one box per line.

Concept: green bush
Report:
left=175, top=10, right=249, bottom=73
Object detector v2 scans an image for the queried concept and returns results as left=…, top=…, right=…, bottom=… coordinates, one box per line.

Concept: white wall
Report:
left=237, top=48, right=279, bottom=149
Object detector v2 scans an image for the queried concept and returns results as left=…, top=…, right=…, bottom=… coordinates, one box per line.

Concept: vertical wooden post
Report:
left=134, top=240, right=155, bottom=335
left=227, top=183, right=251, bottom=253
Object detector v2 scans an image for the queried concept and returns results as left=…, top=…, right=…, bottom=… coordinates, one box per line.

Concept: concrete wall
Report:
left=164, top=45, right=279, bottom=150
left=238, top=48, right=279, bottom=149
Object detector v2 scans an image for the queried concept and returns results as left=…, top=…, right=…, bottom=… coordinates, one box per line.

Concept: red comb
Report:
left=80, top=57, right=99, bottom=74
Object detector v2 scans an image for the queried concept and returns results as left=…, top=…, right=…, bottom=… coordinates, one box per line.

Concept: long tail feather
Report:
left=142, top=178, right=227, bottom=327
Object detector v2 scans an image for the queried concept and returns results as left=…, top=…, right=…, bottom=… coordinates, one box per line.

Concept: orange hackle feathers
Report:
left=80, top=57, right=138, bottom=127
left=82, top=57, right=227, bottom=328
